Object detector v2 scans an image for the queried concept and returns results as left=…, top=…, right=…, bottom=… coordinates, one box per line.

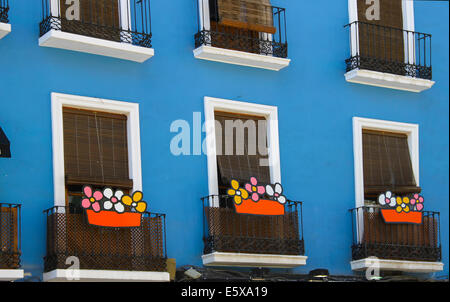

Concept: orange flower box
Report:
left=234, top=199, right=285, bottom=216
left=381, top=209, right=422, bottom=224
left=86, top=210, right=142, bottom=227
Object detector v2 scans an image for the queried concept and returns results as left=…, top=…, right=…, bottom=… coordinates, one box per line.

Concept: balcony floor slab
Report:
left=345, top=69, right=435, bottom=92
left=351, top=258, right=444, bottom=273
left=194, top=45, right=290, bottom=71
left=43, top=269, right=170, bottom=282
left=0, top=22, right=11, bottom=39
left=202, top=252, right=307, bottom=268
left=39, top=29, right=154, bottom=63
left=0, top=269, right=24, bottom=281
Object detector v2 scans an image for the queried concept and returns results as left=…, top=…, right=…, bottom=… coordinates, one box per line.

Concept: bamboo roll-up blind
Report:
left=216, top=0, right=275, bottom=34
left=215, top=111, right=270, bottom=189
left=362, top=129, right=420, bottom=198
left=63, top=107, right=132, bottom=189
left=357, top=0, right=404, bottom=63
left=60, top=0, right=121, bottom=41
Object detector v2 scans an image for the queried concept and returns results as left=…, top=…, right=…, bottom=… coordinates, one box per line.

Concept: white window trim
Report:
left=51, top=92, right=142, bottom=207
left=0, top=22, right=11, bottom=40
left=352, top=117, right=419, bottom=209
left=204, top=96, right=281, bottom=207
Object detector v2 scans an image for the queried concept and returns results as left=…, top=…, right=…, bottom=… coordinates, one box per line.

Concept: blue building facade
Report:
left=0, top=0, right=448, bottom=282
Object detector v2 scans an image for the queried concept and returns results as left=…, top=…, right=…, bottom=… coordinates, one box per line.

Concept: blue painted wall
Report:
left=0, top=0, right=448, bottom=280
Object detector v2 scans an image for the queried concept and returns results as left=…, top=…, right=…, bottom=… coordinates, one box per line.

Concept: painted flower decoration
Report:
left=227, top=180, right=249, bottom=205
left=244, top=177, right=265, bottom=202
left=266, top=183, right=286, bottom=204
left=411, top=193, right=424, bottom=212
left=378, top=191, right=396, bottom=207
left=396, top=196, right=411, bottom=213
left=122, top=191, right=147, bottom=213
left=103, top=188, right=125, bottom=213
left=81, top=185, right=103, bottom=212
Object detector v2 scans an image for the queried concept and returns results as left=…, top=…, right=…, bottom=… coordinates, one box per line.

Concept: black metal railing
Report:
left=345, top=21, right=432, bottom=80
left=43, top=205, right=167, bottom=272
left=195, top=0, right=288, bottom=58
left=40, top=0, right=152, bottom=48
left=202, top=195, right=304, bottom=256
left=350, top=206, right=441, bottom=262
left=0, top=0, right=8, bottom=23
left=0, top=203, right=21, bottom=269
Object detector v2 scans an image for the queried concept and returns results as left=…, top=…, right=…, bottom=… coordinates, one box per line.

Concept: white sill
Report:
left=0, top=22, right=11, bottom=39
left=38, top=29, right=154, bottom=63
left=351, top=258, right=444, bottom=273
left=202, top=252, right=307, bottom=268
left=0, top=269, right=24, bottom=281
left=43, top=269, right=170, bottom=282
left=194, top=45, right=290, bottom=71
left=345, top=69, right=435, bottom=92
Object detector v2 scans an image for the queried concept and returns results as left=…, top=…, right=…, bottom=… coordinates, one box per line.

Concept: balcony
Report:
left=0, top=0, right=11, bottom=39
left=0, top=203, right=24, bottom=281
left=43, top=206, right=170, bottom=282
left=201, top=195, right=307, bottom=268
left=194, top=0, right=290, bottom=71
left=345, top=21, right=435, bottom=92
left=39, top=0, right=154, bottom=62
left=350, top=206, right=443, bottom=273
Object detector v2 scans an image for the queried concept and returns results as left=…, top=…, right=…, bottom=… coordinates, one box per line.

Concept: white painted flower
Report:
left=103, top=188, right=125, bottom=213
left=378, top=191, right=396, bottom=207
left=265, top=183, right=286, bottom=204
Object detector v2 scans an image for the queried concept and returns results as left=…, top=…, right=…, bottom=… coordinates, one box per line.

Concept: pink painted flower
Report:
left=81, top=185, right=102, bottom=212
left=411, top=193, right=424, bottom=211
left=245, top=177, right=265, bottom=202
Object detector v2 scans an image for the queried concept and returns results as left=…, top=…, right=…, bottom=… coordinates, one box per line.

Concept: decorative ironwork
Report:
left=0, top=0, right=8, bottom=23
left=350, top=206, right=441, bottom=262
left=345, top=21, right=432, bottom=80
left=0, top=203, right=21, bottom=269
left=195, top=0, right=288, bottom=58
left=202, top=195, right=304, bottom=255
left=43, top=206, right=167, bottom=272
left=40, top=0, right=152, bottom=48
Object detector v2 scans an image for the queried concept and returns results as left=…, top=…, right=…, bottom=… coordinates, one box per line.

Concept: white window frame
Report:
left=51, top=92, right=142, bottom=207
left=352, top=117, right=419, bottom=209
left=204, top=96, right=281, bottom=207
left=348, top=0, right=415, bottom=63
left=50, top=0, right=131, bottom=31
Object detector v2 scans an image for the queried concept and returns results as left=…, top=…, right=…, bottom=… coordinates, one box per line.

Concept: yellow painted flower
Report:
left=122, top=191, right=147, bottom=213
left=395, top=196, right=410, bottom=213
left=227, top=180, right=249, bottom=205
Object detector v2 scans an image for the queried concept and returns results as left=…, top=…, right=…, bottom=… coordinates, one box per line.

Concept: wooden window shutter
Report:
left=63, top=107, right=133, bottom=189
left=214, top=111, right=270, bottom=190
left=362, top=129, right=420, bottom=198
left=60, top=0, right=121, bottom=41
left=357, top=0, right=404, bottom=63
left=214, top=0, right=275, bottom=34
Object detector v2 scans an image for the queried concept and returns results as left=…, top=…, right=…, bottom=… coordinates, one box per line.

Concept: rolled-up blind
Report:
left=214, top=111, right=270, bottom=190
left=63, top=107, right=132, bottom=189
left=357, top=0, right=404, bottom=63
left=362, top=129, right=420, bottom=198
left=215, top=0, right=275, bottom=34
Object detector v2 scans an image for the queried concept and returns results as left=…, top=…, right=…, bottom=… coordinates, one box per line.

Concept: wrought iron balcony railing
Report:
left=195, top=0, right=288, bottom=58
left=43, top=205, right=167, bottom=272
left=0, top=0, right=9, bottom=23
left=345, top=21, right=432, bottom=80
left=350, top=206, right=441, bottom=262
left=0, top=203, right=21, bottom=269
left=40, top=0, right=152, bottom=48
left=202, top=195, right=304, bottom=256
